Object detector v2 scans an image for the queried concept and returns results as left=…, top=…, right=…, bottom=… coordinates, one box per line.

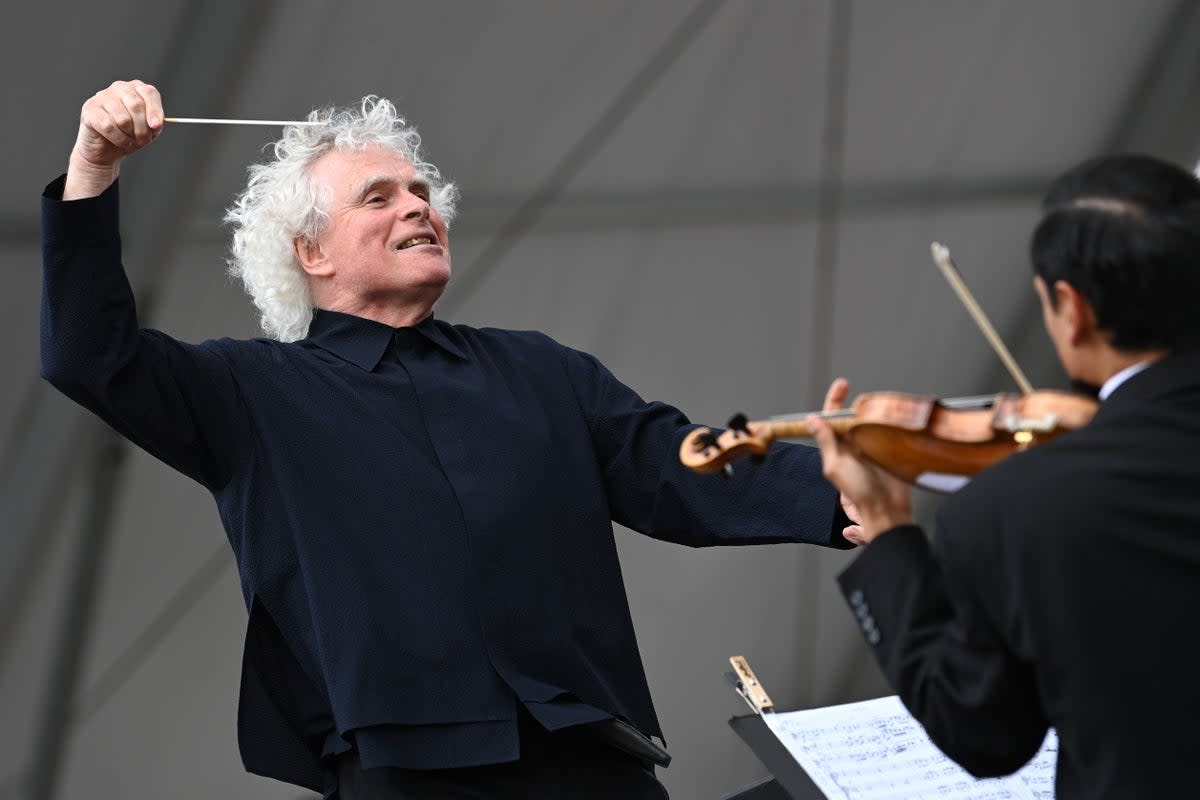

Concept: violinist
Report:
left=809, top=153, right=1200, bottom=798
left=42, top=80, right=856, bottom=798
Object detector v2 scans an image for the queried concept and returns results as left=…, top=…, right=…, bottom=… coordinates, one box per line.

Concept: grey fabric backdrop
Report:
left=3, top=2, right=1199, bottom=798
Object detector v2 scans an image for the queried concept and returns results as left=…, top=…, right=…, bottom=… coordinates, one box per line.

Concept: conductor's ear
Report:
left=294, top=235, right=332, bottom=277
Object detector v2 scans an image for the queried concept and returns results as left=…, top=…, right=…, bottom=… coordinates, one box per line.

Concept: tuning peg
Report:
left=727, top=413, right=750, bottom=434
left=696, top=431, right=719, bottom=450
left=722, top=463, right=734, bottom=480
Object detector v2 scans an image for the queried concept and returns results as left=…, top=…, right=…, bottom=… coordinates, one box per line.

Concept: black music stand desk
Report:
left=725, top=713, right=826, bottom=800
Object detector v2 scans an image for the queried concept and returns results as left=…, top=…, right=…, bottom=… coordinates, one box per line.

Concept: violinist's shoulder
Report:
left=940, top=428, right=1104, bottom=546
left=962, top=434, right=1064, bottom=491
left=945, top=429, right=1089, bottom=522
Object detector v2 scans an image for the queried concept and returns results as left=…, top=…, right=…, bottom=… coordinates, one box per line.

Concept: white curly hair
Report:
left=224, top=96, right=459, bottom=342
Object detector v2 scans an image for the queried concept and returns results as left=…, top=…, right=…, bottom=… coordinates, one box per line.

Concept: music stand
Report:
left=725, top=713, right=825, bottom=799
left=720, top=658, right=827, bottom=800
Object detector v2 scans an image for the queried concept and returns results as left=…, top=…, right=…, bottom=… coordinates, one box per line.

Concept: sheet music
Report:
left=1014, top=733, right=1057, bottom=800
left=762, top=695, right=1058, bottom=800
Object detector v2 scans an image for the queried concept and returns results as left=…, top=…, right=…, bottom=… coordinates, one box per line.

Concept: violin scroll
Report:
left=681, top=417, right=775, bottom=476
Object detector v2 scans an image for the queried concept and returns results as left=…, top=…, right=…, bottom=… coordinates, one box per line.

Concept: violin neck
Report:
left=759, top=409, right=855, bottom=441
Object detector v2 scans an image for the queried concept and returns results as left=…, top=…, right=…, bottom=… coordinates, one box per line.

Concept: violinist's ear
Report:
left=1052, top=279, right=1099, bottom=347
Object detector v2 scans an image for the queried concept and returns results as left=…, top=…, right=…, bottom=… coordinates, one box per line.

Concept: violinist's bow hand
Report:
left=822, top=377, right=851, bottom=414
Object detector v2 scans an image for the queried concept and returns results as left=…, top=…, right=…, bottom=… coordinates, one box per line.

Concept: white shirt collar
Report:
left=1098, top=360, right=1153, bottom=401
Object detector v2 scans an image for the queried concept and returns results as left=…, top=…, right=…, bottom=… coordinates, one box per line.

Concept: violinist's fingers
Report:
left=823, top=377, right=850, bottom=413
left=840, top=493, right=863, bottom=526
left=809, top=416, right=915, bottom=545
left=843, top=525, right=867, bottom=547
left=806, top=415, right=841, bottom=465
left=807, top=414, right=854, bottom=492
left=809, top=416, right=867, bottom=547
left=810, top=415, right=875, bottom=504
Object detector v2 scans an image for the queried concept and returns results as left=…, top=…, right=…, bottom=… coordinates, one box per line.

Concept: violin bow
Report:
left=930, top=243, right=1035, bottom=395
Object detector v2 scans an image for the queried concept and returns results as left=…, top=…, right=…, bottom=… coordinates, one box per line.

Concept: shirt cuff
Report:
left=42, top=174, right=121, bottom=251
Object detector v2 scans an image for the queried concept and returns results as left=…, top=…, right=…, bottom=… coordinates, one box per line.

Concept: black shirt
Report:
left=42, top=176, right=851, bottom=794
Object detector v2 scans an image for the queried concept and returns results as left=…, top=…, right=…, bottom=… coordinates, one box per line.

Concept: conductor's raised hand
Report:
left=66, top=80, right=164, bottom=199
left=809, top=380, right=913, bottom=544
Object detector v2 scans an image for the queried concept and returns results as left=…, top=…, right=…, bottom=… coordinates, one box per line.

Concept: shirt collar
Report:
left=1098, top=360, right=1153, bottom=401
left=304, top=309, right=469, bottom=370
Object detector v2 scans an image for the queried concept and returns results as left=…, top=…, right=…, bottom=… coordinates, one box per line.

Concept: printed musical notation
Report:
left=762, top=696, right=1057, bottom=800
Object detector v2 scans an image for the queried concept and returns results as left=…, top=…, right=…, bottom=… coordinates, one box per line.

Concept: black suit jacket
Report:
left=839, top=350, right=1200, bottom=799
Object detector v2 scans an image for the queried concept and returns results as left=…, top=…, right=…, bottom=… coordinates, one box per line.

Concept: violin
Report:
left=680, top=390, right=1098, bottom=486
left=679, top=244, right=1100, bottom=489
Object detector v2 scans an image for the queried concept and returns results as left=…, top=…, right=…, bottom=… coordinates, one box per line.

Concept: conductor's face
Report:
left=301, top=144, right=452, bottom=311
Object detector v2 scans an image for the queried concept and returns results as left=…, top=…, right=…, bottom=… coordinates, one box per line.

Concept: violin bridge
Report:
left=999, top=413, right=1060, bottom=433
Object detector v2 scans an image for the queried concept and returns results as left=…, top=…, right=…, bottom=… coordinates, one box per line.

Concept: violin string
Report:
left=768, top=408, right=857, bottom=422
left=768, top=393, right=1000, bottom=422
left=938, top=394, right=1001, bottom=409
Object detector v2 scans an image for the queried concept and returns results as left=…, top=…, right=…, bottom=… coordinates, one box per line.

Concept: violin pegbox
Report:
left=726, top=414, right=768, bottom=466
left=679, top=414, right=775, bottom=477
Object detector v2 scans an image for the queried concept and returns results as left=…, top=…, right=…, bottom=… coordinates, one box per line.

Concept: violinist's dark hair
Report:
left=1031, top=153, right=1200, bottom=351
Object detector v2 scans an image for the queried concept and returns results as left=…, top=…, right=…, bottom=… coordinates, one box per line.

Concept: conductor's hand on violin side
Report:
left=66, top=79, right=164, bottom=200
left=822, top=377, right=867, bottom=546
left=811, top=379, right=913, bottom=545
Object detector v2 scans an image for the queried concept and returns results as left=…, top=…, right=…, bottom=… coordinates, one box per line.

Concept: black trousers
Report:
left=336, top=712, right=669, bottom=799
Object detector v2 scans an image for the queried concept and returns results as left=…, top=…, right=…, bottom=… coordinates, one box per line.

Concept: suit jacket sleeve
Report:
left=560, top=343, right=852, bottom=549
left=836, top=519, right=1048, bottom=777
left=40, top=175, right=245, bottom=490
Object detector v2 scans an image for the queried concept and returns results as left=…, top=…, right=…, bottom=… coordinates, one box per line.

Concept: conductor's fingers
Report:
left=79, top=79, right=164, bottom=156
left=130, top=80, right=164, bottom=135
left=112, top=85, right=153, bottom=146
left=85, top=98, right=136, bottom=150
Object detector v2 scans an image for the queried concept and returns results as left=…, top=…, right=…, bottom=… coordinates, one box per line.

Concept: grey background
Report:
left=3, top=1, right=1200, bottom=798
